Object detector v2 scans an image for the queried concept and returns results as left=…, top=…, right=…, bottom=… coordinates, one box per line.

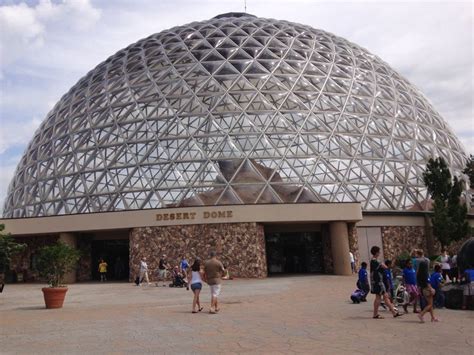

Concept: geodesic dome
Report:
left=3, top=13, right=467, bottom=218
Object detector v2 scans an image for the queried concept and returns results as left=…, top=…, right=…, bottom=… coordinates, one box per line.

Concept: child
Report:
left=383, top=260, right=394, bottom=301
left=357, top=262, right=370, bottom=301
left=430, top=264, right=444, bottom=308
left=98, top=258, right=107, bottom=282
left=417, top=261, right=438, bottom=323
left=402, top=259, right=419, bottom=313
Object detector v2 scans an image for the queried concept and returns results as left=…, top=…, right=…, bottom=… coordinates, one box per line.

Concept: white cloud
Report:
left=0, top=157, right=21, bottom=214
left=0, top=116, right=41, bottom=154
left=0, top=0, right=101, bottom=66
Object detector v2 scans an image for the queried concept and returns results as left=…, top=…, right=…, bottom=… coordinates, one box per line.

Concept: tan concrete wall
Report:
left=0, top=203, right=362, bottom=236
left=59, top=233, right=77, bottom=283
left=329, top=222, right=352, bottom=275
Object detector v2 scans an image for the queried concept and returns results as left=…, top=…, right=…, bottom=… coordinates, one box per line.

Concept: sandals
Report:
left=393, top=312, right=403, bottom=318
left=192, top=311, right=197, bottom=313
left=431, top=318, right=439, bottom=322
left=373, top=314, right=384, bottom=319
left=198, top=307, right=203, bottom=312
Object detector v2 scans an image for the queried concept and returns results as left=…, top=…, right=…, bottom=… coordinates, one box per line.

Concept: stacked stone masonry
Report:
left=381, top=225, right=472, bottom=262
left=348, top=223, right=359, bottom=270
left=381, top=226, right=427, bottom=262
left=130, top=222, right=267, bottom=280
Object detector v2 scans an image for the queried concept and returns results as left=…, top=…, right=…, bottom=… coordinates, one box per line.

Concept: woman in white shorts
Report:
left=188, top=258, right=204, bottom=313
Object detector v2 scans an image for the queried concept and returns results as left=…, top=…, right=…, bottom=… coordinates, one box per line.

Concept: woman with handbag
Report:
left=416, top=261, right=439, bottom=323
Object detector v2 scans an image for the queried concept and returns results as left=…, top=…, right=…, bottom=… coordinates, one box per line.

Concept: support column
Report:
left=329, top=221, right=352, bottom=275
left=59, top=232, right=77, bottom=283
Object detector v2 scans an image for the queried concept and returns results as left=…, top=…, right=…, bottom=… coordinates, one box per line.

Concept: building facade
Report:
left=1, top=13, right=471, bottom=282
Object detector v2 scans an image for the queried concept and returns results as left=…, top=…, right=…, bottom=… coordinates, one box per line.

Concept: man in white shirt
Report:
left=349, top=252, right=356, bottom=273
left=139, top=257, right=150, bottom=286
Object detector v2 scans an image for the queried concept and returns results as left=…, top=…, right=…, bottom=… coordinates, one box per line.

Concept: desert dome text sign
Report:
left=156, top=210, right=233, bottom=221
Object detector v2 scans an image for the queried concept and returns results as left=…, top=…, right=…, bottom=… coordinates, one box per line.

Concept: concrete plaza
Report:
left=1, top=275, right=473, bottom=354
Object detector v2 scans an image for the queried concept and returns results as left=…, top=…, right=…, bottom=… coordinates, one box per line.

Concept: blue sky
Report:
left=0, top=0, right=473, bottom=210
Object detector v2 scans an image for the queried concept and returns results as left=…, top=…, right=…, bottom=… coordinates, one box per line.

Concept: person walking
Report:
left=98, top=258, right=108, bottom=282
left=415, top=249, right=430, bottom=271
left=204, top=251, right=225, bottom=314
left=180, top=256, right=190, bottom=290
left=403, top=259, right=420, bottom=313
left=139, top=257, right=150, bottom=286
left=417, top=261, right=438, bottom=323
left=188, top=258, right=204, bottom=313
left=370, top=246, right=402, bottom=319
left=157, top=254, right=170, bottom=287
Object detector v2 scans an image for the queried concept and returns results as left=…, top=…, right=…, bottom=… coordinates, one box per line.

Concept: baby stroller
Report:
left=394, top=276, right=410, bottom=307
left=169, top=267, right=187, bottom=288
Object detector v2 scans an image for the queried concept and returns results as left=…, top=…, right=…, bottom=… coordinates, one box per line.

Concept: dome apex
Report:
left=213, top=12, right=256, bottom=19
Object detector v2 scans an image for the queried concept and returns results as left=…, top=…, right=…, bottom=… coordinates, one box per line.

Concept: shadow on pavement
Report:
left=16, top=306, right=45, bottom=311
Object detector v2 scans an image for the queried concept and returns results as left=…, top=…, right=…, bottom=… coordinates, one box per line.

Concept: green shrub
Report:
left=396, top=251, right=411, bottom=268
left=0, top=224, right=26, bottom=274
left=36, top=242, right=81, bottom=287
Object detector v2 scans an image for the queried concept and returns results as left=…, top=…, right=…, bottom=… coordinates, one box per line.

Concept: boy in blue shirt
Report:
left=430, top=264, right=444, bottom=308
left=357, top=262, right=370, bottom=301
left=403, top=259, right=420, bottom=313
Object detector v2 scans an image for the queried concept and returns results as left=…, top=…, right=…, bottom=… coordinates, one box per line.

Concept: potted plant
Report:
left=36, top=242, right=81, bottom=309
left=0, top=224, right=26, bottom=293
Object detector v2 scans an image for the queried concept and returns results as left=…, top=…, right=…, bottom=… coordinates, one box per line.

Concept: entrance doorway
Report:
left=265, top=229, right=324, bottom=274
left=91, top=239, right=129, bottom=281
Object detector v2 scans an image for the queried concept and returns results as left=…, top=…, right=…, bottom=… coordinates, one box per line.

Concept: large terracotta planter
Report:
left=42, top=287, right=68, bottom=309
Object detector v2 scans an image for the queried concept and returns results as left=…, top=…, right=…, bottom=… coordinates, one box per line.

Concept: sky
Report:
left=0, top=0, right=473, bottom=211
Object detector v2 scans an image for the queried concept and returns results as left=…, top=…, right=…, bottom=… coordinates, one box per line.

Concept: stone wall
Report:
left=130, top=222, right=267, bottom=280
left=348, top=223, right=359, bottom=269
left=381, top=226, right=426, bottom=262
left=382, top=225, right=472, bottom=263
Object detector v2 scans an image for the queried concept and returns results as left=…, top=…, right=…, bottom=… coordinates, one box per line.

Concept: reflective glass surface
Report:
left=3, top=14, right=467, bottom=217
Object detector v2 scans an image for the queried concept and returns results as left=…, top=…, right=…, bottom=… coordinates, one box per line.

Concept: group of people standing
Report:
left=359, top=246, right=441, bottom=322
left=137, top=251, right=227, bottom=314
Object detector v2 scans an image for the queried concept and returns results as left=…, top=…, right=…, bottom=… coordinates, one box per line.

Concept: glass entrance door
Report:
left=91, top=239, right=129, bottom=281
left=265, top=231, right=324, bottom=274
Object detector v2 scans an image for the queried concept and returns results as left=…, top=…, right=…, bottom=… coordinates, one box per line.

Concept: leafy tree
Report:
left=423, top=157, right=452, bottom=200
left=462, top=154, right=474, bottom=189
left=430, top=197, right=451, bottom=247
left=36, top=242, right=81, bottom=287
left=0, top=225, right=26, bottom=274
left=423, top=158, right=469, bottom=248
left=447, top=176, right=469, bottom=242
left=0, top=224, right=26, bottom=292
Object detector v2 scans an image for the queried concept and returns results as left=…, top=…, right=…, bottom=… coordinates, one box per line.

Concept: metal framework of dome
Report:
left=3, top=14, right=467, bottom=218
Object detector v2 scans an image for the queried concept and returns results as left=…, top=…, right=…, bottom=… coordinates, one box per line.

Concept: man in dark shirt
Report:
left=370, top=246, right=402, bottom=319
left=156, top=254, right=170, bottom=287
left=204, top=251, right=225, bottom=314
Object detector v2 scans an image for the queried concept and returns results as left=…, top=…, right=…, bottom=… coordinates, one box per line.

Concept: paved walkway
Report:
left=1, top=276, right=473, bottom=354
